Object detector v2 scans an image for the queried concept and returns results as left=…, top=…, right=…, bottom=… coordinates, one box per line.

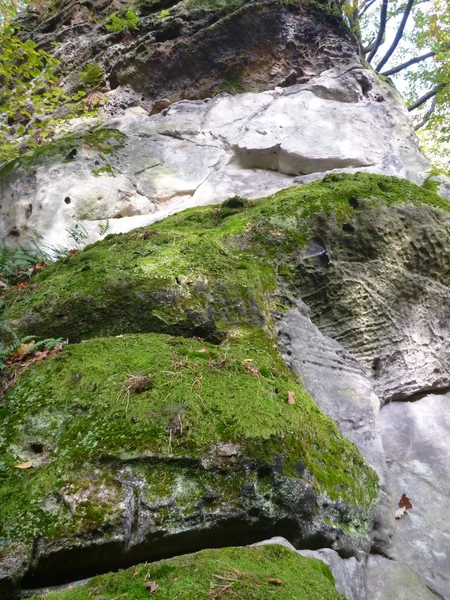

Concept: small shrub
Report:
left=79, top=62, right=104, bottom=88
left=104, top=9, right=139, bottom=32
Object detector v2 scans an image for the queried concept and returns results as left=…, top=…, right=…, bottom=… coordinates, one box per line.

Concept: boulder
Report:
left=0, top=66, right=436, bottom=250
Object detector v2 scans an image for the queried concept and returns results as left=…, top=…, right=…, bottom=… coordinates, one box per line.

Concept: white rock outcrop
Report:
left=0, top=64, right=436, bottom=251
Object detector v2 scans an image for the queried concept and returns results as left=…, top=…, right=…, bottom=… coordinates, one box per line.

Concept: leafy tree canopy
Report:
left=342, top=0, right=450, bottom=165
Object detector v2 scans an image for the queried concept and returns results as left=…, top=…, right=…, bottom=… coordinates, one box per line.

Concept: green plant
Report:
left=0, top=244, right=51, bottom=286
left=104, top=9, right=139, bottom=32
left=0, top=4, right=94, bottom=164
left=79, top=62, right=104, bottom=89
left=0, top=334, right=63, bottom=370
left=157, top=8, right=169, bottom=18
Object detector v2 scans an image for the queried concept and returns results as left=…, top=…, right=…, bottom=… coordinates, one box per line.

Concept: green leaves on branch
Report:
left=0, top=4, right=101, bottom=164
left=104, top=9, right=139, bottom=32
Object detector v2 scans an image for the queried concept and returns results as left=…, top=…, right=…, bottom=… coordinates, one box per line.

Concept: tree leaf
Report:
left=287, top=391, right=296, bottom=405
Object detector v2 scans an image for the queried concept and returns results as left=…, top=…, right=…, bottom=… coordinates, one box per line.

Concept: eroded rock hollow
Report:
left=0, top=1, right=449, bottom=599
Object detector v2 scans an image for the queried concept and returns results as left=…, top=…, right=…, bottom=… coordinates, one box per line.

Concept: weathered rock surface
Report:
left=3, top=173, right=450, bottom=598
left=378, top=394, right=450, bottom=599
left=276, top=308, right=394, bottom=552
left=365, top=555, right=438, bottom=600
left=0, top=64, right=435, bottom=251
left=19, top=0, right=357, bottom=104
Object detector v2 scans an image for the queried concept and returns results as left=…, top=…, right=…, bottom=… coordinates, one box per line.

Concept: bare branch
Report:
left=414, top=97, right=437, bottom=130
left=376, top=0, right=416, bottom=71
left=381, top=50, right=435, bottom=75
left=360, top=0, right=379, bottom=16
left=408, top=83, right=446, bottom=112
left=367, top=0, right=389, bottom=63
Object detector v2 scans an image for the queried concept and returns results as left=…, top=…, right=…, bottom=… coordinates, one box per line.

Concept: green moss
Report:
left=0, top=128, right=125, bottom=179
left=3, top=173, right=448, bottom=344
left=30, top=545, right=343, bottom=600
left=0, top=328, right=377, bottom=543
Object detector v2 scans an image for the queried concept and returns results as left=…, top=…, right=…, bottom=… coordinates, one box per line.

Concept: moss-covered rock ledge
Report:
left=0, top=329, right=375, bottom=594
left=3, top=172, right=447, bottom=595
left=3, top=173, right=448, bottom=344
left=30, top=545, right=343, bottom=600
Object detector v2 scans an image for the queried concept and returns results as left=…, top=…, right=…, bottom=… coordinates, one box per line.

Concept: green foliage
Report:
left=0, top=244, right=50, bottom=286
left=342, top=0, right=449, bottom=164
left=79, top=62, right=104, bottom=88
left=0, top=2, right=99, bottom=164
left=0, top=333, right=63, bottom=370
left=104, top=9, right=139, bottom=32
left=157, top=8, right=169, bottom=18
left=29, top=545, right=343, bottom=600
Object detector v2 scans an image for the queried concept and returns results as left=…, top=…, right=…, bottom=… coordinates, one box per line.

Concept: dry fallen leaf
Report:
left=145, top=581, right=158, bottom=594
left=395, top=493, right=413, bottom=519
left=268, top=578, right=283, bottom=586
left=394, top=506, right=406, bottom=520
left=14, top=460, right=33, bottom=469
left=287, top=391, right=296, bottom=405
left=12, top=341, right=35, bottom=359
left=398, top=493, right=413, bottom=510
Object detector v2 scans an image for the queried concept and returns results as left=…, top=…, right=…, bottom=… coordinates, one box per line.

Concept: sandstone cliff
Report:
left=0, top=2, right=449, bottom=599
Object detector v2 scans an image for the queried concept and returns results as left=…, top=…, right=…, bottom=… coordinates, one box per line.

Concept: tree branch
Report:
left=375, top=0, right=415, bottom=71
left=367, top=0, right=389, bottom=63
left=414, top=97, right=437, bottom=130
left=408, top=83, right=446, bottom=112
left=381, top=50, right=435, bottom=76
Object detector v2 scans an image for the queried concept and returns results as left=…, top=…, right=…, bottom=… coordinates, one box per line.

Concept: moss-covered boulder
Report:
left=4, top=172, right=449, bottom=595
left=0, top=328, right=375, bottom=593
left=30, top=545, right=344, bottom=600
left=3, top=173, right=448, bottom=344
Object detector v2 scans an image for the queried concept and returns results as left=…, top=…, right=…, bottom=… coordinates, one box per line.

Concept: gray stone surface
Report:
left=365, top=555, right=438, bottom=600
left=287, top=202, right=450, bottom=405
left=379, top=394, right=450, bottom=599
left=276, top=307, right=394, bottom=552
left=0, top=65, right=437, bottom=252
left=254, top=537, right=366, bottom=600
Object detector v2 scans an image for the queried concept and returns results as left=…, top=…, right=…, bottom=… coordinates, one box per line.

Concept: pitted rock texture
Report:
left=287, top=202, right=450, bottom=404
left=0, top=65, right=434, bottom=250
left=378, top=394, right=450, bottom=599
left=18, top=0, right=357, bottom=104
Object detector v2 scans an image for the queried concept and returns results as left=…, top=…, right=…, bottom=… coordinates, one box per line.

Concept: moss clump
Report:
left=0, top=328, right=377, bottom=544
left=30, top=545, right=343, bottom=600
left=2, top=173, right=448, bottom=344
left=0, top=128, right=125, bottom=180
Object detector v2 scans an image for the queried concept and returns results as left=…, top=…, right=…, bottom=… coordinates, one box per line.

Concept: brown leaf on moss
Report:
left=268, top=578, right=283, bottom=586
left=145, top=581, right=158, bottom=594
left=14, top=460, right=32, bottom=469
left=287, top=391, right=296, bottom=405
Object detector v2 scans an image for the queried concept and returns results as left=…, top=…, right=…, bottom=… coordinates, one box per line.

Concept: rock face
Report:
left=2, top=1, right=450, bottom=599
left=0, top=64, right=434, bottom=250
left=379, top=395, right=450, bottom=598
left=19, top=0, right=357, bottom=103
left=2, top=173, right=450, bottom=599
